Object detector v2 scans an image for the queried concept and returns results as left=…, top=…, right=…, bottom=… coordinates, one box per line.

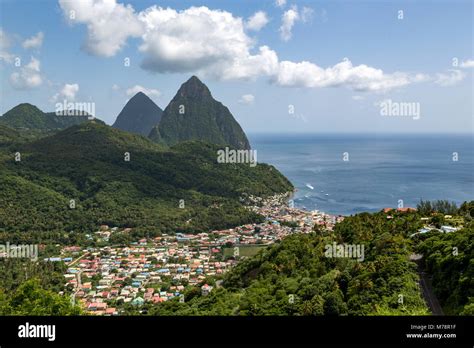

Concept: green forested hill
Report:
left=416, top=218, right=474, bottom=315
left=0, top=124, right=20, bottom=145
left=0, top=122, right=292, bottom=237
left=0, top=103, right=94, bottom=131
left=0, top=103, right=50, bottom=129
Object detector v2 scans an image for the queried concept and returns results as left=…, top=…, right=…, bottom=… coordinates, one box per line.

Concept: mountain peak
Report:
left=112, top=90, right=163, bottom=136
left=130, top=91, right=148, bottom=100
left=177, top=75, right=211, bottom=98
left=5, top=103, right=42, bottom=114
left=154, top=76, right=251, bottom=150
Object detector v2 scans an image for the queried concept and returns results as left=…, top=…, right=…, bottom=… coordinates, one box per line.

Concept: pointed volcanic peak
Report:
left=113, top=91, right=163, bottom=136
left=151, top=76, right=251, bottom=150
left=176, top=75, right=212, bottom=99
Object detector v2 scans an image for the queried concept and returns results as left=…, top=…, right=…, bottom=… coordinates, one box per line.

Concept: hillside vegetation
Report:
left=0, top=122, right=292, bottom=241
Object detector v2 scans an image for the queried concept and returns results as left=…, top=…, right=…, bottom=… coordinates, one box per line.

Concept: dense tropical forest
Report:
left=0, top=121, right=292, bottom=243
left=0, top=259, right=81, bottom=315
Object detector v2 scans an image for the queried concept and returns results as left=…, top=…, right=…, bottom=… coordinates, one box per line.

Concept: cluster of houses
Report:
left=57, top=193, right=342, bottom=315
left=246, top=193, right=344, bottom=232
left=62, top=241, right=235, bottom=315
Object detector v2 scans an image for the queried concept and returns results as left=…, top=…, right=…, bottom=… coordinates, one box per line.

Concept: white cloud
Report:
left=58, top=1, right=442, bottom=93
left=9, top=56, right=42, bottom=89
left=22, top=32, right=44, bottom=49
left=275, top=0, right=286, bottom=8
left=137, top=6, right=279, bottom=80
left=279, top=6, right=314, bottom=41
left=50, top=83, right=79, bottom=102
left=125, top=85, right=161, bottom=98
left=218, top=45, right=279, bottom=80
left=435, top=69, right=465, bottom=86
left=352, top=95, right=364, bottom=101
left=59, top=0, right=143, bottom=57
left=460, top=59, right=474, bottom=68
left=112, top=84, right=120, bottom=90
left=61, top=83, right=79, bottom=100
left=279, top=6, right=299, bottom=42
left=239, top=94, right=255, bottom=104
left=275, top=58, right=425, bottom=92
left=0, top=28, right=14, bottom=63
left=245, top=11, right=269, bottom=31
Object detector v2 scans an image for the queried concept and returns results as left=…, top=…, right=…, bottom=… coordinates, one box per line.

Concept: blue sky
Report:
left=0, top=0, right=472, bottom=134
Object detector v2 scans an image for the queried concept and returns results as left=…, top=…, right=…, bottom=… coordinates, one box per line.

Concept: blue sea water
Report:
left=248, top=133, right=474, bottom=216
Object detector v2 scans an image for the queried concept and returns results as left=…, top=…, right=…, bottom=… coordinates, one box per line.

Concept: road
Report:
left=67, top=251, right=90, bottom=267
left=412, top=255, right=444, bottom=315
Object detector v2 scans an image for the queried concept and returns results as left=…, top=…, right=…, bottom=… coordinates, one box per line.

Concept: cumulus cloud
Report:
left=435, top=70, right=465, bottom=86
left=59, top=0, right=143, bottom=57
left=0, top=28, right=14, bottom=63
left=57, top=1, right=436, bottom=92
left=275, top=58, right=426, bottom=92
left=239, top=94, right=255, bottom=104
left=22, top=32, right=44, bottom=49
left=460, top=59, right=474, bottom=68
left=125, top=84, right=161, bottom=98
left=245, top=11, right=269, bottom=31
left=279, top=6, right=299, bottom=42
left=50, top=83, right=79, bottom=102
left=136, top=6, right=279, bottom=80
left=9, top=56, right=42, bottom=89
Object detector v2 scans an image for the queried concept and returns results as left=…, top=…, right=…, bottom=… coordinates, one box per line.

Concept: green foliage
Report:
left=0, top=122, right=292, bottom=238
left=0, top=259, right=67, bottom=293
left=0, top=103, right=96, bottom=131
left=416, top=221, right=474, bottom=315
left=417, top=199, right=459, bottom=215
left=0, top=278, right=81, bottom=315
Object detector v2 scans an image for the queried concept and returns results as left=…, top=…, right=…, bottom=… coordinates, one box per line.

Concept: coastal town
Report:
left=47, top=194, right=465, bottom=316
left=52, top=194, right=344, bottom=315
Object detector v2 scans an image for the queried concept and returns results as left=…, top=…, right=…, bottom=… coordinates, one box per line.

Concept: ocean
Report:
left=248, top=133, right=474, bottom=216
